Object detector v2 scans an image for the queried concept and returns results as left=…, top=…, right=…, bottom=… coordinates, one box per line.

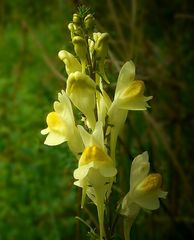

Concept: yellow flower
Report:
left=114, top=61, right=152, bottom=110
left=121, top=152, right=167, bottom=217
left=74, top=145, right=117, bottom=240
left=120, top=152, right=167, bottom=240
left=108, top=61, right=152, bottom=161
left=58, top=50, right=81, bottom=75
left=108, top=61, right=152, bottom=127
left=41, top=111, right=67, bottom=146
left=66, top=71, right=96, bottom=129
left=41, top=90, right=83, bottom=156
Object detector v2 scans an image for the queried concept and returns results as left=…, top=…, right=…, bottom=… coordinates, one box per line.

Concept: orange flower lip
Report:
left=136, top=173, right=162, bottom=193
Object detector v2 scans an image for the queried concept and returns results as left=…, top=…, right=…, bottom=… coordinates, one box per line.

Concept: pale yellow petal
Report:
left=92, top=121, right=105, bottom=150
left=130, top=152, right=150, bottom=191
left=41, top=128, right=49, bottom=135
left=54, top=90, right=75, bottom=126
left=74, top=180, right=81, bottom=187
left=158, top=190, right=168, bottom=199
left=78, top=121, right=104, bottom=150
left=121, top=194, right=140, bottom=218
left=134, top=191, right=160, bottom=210
left=118, top=96, right=153, bottom=110
left=58, top=50, right=81, bottom=75
left=115, top=61, right=135, bottom=99
left=73, top=164, right=92, bottom=180
left=66, top=72, right=96, bottom=129
left=44, top=132, right=67, bottom=146
left=99, top=166, right=117, bottom=177
left=77, top=125, right=93, bottom=146
left=108, top=103, right=128, bottom=132
left=67, top=128, right=84, bottom=157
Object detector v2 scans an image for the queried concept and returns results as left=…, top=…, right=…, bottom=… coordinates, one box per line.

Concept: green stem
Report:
left=84, top=34, right=95, bottom=80
left=110, top=128, right=118, bottom=165
left=123, top=217, right=134, bottom=240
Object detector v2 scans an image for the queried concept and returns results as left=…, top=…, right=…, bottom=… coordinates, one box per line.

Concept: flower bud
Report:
left=68, top=23, right=83, bottom=38
left=95, top=33, right=109, bottom=60
left=58, top=50, right=81, bottom=75
left=68, top=22, right=74, bottom=32
left=72, top=36, right=87, bottom=64
left=68, top=22, right=75, bottom=38
left=66, top=71, right=96, bottom=129
left=73, top=13, right=81, bottom=25
left=72, top=36, right=87, bottom=53
left=93, top=33, right=110, bottom=83
left=84, top=14, right=95, bottom=32
left=66, top=71, right=96, bottom=96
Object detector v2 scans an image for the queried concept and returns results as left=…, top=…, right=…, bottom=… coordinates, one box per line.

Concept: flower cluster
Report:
left=41, top=9, right=167, bottom=240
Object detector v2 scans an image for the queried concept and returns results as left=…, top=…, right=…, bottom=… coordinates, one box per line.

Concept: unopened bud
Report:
left=95, top=33, right=109, bottom=60
left=58, top=50, right=81, bottom=75
left=68, top=22, right=74, bottom=32
left=68, top=22, right=83, bottom=38
left=66, top=71, right=96, bottom=96
left=84, top=14, right=95, bottom=32
left=72, top=36, right=87, bottom=61
left=73, top=13, right=81, bottom=25
left=66, top=72, right=96, bottom=129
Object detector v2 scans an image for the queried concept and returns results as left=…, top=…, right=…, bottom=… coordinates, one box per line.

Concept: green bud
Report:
left=93, top=33, right=110, bottom=83
left=72, top=36, right=87, bottom=61
left=73, top=13, right=81, bottom=25
left=68, top=22, right=83, bottom=38
left=84, top=14, right=95, bottom=32
left=68, top=23, right=75, bottom=40
left=95, top=33, right=109, bottom=60
left=68, top=22, right=75, bottom=32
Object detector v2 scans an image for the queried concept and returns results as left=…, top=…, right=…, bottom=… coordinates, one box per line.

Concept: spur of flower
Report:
left=74, top=144, right=117, bottom=240
left=41, top=90, right=83, bottom=157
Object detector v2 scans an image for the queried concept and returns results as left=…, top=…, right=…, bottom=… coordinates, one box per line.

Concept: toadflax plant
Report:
left=41, top=7, right=167, bottom=240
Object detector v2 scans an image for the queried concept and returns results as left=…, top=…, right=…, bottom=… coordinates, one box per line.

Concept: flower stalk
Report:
left=41, top=7, right=167, bottom=240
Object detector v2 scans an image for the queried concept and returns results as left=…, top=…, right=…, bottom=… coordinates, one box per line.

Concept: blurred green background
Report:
left=0, top=0, right=194, bottom=239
